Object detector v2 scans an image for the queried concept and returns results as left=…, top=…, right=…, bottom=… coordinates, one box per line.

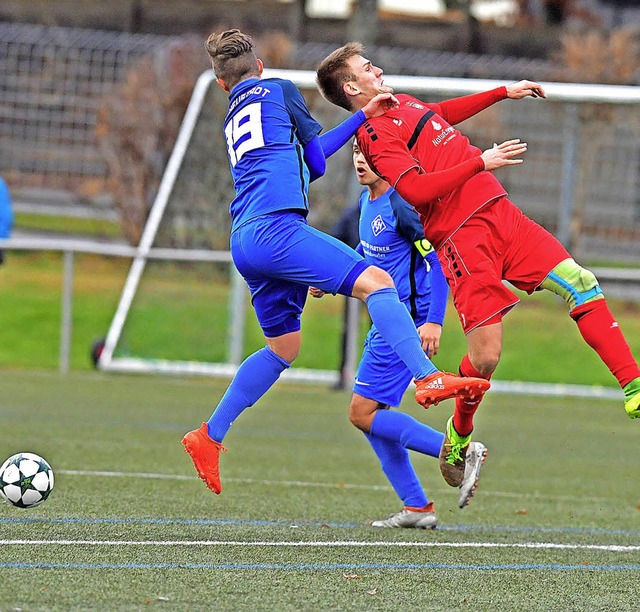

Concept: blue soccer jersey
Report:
left=223, top=77, right=322, bottom=231
left=358, top=187, right=445, bottom=327
left=354, top=186, right=447, bottom=406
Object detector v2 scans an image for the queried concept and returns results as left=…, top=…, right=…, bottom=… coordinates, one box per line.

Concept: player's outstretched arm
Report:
left=394, top=139, right=526, bottom=208
left=310, top=93, right=398, bottom=172
left=505, top=80, right=546, bottom=99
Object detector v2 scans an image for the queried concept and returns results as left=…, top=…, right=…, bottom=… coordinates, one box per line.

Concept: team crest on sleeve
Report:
left=371, top=214, right=386, bottom=236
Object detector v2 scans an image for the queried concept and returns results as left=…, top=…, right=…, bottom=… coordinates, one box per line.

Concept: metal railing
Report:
left=0, top=234, right=632, bottom=402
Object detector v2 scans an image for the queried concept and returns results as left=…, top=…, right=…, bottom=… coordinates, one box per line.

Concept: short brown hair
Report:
left=316, top=42, right=364, bottom=111
left=205, top=29, right=260, bottom=88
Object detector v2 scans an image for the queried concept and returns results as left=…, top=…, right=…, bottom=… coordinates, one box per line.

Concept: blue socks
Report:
left=206, top=346, right=290, bottom=442
left=365, top=409, right=446, bottom=508
left=370, top=409, right=445, bottom=457
left=365, top=434, right=428, bottom=508
left=365, top=287, right=438, bottom=379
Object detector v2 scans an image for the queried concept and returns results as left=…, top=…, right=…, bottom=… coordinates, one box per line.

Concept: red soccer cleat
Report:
left=414, top=371, right=490, bottom=408
left=181, top=423, right=227, bottom=494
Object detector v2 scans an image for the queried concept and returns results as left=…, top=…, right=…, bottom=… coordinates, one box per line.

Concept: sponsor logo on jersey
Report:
left=392, top=118, right=403, bottom=127
left=432, top=124, right=456, bottom=146
left=407, top=101, right=425, bottom=109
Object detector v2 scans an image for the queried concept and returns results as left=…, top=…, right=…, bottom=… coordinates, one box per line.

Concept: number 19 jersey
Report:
left=223, top=77, right=323, bottom=232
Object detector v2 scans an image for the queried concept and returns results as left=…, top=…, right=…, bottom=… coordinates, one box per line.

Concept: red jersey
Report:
left=356, top=88, right=508, bottom=249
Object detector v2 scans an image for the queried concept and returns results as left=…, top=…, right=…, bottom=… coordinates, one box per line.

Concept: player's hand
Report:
left=481, top=139, right=527, bottom=171
left=417, top=322, right=441, bottom=358
left=506, top=80, right=546, bottom=100
left=362, top=92, right=399, bottom=118
left=309, top=287, right=326, bottom=299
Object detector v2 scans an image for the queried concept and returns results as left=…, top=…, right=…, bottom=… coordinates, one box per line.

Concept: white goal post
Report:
left=98, top=68, right=640, bottom=399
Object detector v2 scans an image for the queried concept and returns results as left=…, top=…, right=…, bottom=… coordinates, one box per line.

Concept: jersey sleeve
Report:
left=278, top=79, right=323, bottom=146
left=394, top=158, right=485, bottom=209
left=388, top=190, right=424, bottom=243
left=424, top=249, right=448, bottom=326
left=389, top=190, right=448, bottom=324
left=433, top=87, right=507, bottom=125
left=302, top=136, right=326, bottom=182
left=319, top=110, right=366, bottom=158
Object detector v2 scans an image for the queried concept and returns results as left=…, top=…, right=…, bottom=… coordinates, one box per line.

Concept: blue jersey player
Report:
left=181, top=29, right=489, bottom=496
left=312, top=142, right=488, bottom=526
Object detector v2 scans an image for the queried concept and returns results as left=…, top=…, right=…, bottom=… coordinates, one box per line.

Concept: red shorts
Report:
left=438, top=197, right=570, bottom=333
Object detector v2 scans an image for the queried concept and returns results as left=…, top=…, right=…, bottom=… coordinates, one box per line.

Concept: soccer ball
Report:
left=0, top=452, right=54, bottom=508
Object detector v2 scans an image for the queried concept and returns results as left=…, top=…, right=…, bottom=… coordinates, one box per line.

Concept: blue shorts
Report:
left=231, top=211, right=369, bottom=337
left=353, top=325, right=415, bottom=407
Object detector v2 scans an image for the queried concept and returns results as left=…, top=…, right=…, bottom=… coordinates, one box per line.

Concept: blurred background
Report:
left=1, top=0, right=639, bottom=252
left=1, top=0, right=639, bottom=375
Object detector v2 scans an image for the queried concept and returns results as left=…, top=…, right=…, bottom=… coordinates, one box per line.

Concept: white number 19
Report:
left=225, top=103, right=265, bottom=166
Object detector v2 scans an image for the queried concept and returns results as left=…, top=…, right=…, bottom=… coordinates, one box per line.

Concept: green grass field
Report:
left=2, top=251, right=640, bottom=389
left=1, top=370, right=639, bottom=610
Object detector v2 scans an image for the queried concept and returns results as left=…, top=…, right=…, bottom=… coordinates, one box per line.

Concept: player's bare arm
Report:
left=505, top=80, right=546, bottom=99
left=481, top=139, right=528, bottom=171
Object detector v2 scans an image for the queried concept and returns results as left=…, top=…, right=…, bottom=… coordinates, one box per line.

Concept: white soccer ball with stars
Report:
left=0, top=452, right=54, bottom=508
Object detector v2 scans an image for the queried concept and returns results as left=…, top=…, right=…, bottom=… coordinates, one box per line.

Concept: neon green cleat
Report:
left=624, top=392, right=640, bottom=419
left=624, top=378, right=640, bottom=419
left=439, top=416, right=472, bottom=487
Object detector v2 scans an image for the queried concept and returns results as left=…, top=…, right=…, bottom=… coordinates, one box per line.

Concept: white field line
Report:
left=0, top=539, right=638, bottom=552
left=56, top=470, right=616, bottom=503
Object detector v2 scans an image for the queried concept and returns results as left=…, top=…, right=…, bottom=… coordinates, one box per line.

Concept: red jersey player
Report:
left=317, top=43, right=640, bottom=488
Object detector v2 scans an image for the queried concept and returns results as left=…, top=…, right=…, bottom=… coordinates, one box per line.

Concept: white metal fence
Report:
left=2, top=22, right=640, bottom=262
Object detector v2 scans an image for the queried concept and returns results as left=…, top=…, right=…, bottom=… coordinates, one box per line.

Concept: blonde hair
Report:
left=316, top=42, right=364, bottom=111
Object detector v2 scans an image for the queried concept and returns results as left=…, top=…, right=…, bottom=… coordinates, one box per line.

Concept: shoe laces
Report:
left=444, top=439, right=465, bottom=465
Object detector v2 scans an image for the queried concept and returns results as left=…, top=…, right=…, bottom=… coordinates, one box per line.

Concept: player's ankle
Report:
left=623, top=377, right=640, bottom=400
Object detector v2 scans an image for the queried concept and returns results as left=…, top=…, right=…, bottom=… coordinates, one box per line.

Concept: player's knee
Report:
left=348, top=406, right=367, bottom=432
left=352, top=265, right=394, bottom=300
left=543, top=259, right=603, bottom=310
left=266, top=334, right=300, bottom=364
left=348, top=397, right=377, bottom=433
left=574, top=267, right=603, bottom=306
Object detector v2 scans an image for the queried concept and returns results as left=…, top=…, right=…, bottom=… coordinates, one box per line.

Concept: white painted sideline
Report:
left=1, top=539, right=638, bottom=552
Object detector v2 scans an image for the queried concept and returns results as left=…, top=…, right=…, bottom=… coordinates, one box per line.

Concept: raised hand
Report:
left=362, top=92, right=399, bottom=118
left=506, top=80, right=546, bottom=100
left=481, top=139, right=528, bottom=171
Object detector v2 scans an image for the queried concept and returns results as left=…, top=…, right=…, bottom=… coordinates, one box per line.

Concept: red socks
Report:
left=453, top=354, right=491, bottom=437
left=571, top=299, right=640, bottom=388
